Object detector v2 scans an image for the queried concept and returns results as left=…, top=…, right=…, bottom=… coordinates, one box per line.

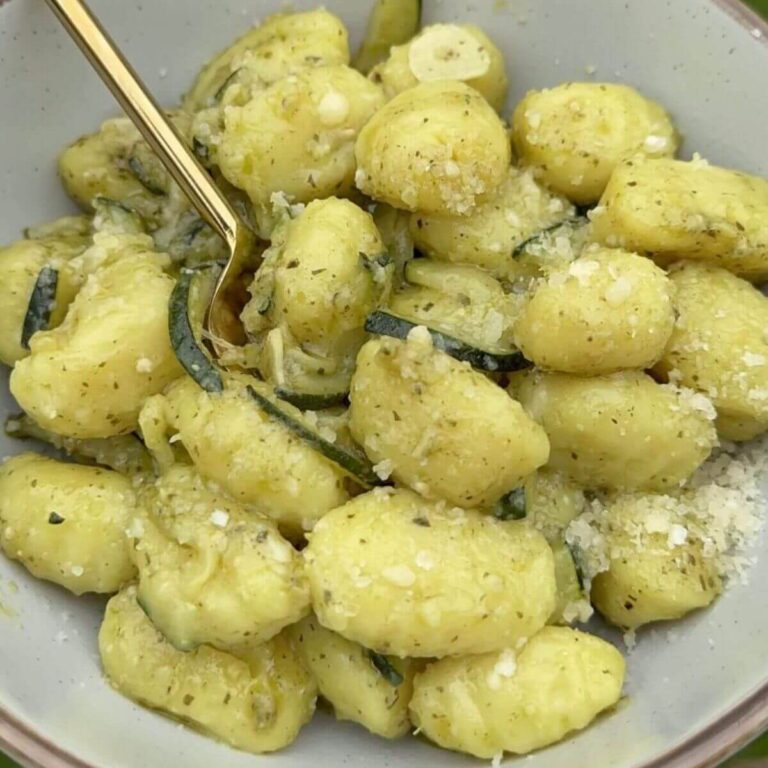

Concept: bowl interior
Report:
left=1, top=1, right=768, bottom=767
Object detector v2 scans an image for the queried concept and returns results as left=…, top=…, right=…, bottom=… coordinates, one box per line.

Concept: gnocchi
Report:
left=10, top=239, right=182, bottom=438
left=589, top=493, right=721, bottom=629
left=409, top=166, right=575, bottom=280
left=590, top=157, right=768, bottom=281
left=655, top=262, right=768, bottom=441
left=514, top=246, right=675, bottom=374
left=511, top=82, right=677, bottom=204
left=0, top=454, right=136, bottom=594
left=304, top=487, right=556, bottom=658
left=409, top=626, right=625, bottom=758
left=355, top=80, right=510, bottom=215
left=130, top=465, right=309, bottom=651
left=138, top=374, right=349, bottom=538
left=218, top=65, right=384, bottom=233
left=290, top=614, right=418, bottom=738
left=241, top=197, right=392, bottom=396
left=100, top=586, right=317, bottom=754
left=514, top=370, right=717, bottom=491
left=0, top=217, right=89, bottom=366
left=350, top=335, right=550, bottom=507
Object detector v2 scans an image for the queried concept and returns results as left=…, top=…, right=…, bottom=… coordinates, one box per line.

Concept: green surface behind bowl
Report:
left=1, top=0, right=768, bottom=766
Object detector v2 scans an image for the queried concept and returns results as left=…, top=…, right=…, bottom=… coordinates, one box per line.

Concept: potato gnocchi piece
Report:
left=0, top=218, right=90, bottom=366
left=655, top=262, right=768, bottom=441
left=350, top=335, right=549, bottom=507
left=514, top=246, right=675, bottom=374
left=589, top=493, right=721, bottom=629
left=183, top=9, right=349, bottom=111
left=511, top=82, right=677, bottom=205
left=10, top=239, right=182, bottom=438
left=130, top=466, right=309, bottom=652
left=590, top=157, right=768, bottom=281
left=355, top=80, right=510, bottom=215
left=409, top=626, right=625, bottom=758
left=242, top=197, right=391, bottom=395
left=99, top=587, right=317, bottom=754
left=369, top=23, right=508, bottom=111
left=409, top=166, right=575, bottom=280
left=290, top=614, right=417, bottom=738
left=59, top=118, right=153, bottom=210
left=188, top=10, right=351, bottom=178
left=58, top=115, right=189, bottom=223
left=138, top=374, right=349, bottom=538
left=514, top=370, right=717, bottom=491
left=218, top=65, right=384, bottom=234
left=0, top=454, right=137, bottom=594
left=304, top=487, right=556, bottom=658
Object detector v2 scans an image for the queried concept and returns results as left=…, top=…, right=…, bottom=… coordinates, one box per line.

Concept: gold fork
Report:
left=43, top=0, right=252, bottom=348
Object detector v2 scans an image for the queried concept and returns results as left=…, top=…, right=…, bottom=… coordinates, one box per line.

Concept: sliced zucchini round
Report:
left=274, top=389, right=348, bottom=411
left=127, top=153, right=166, bottom=196
left=353, top=0, right=422, bottom=74
left=21, top=266, right=58, bottom=350
left=512, top=216, right=589, bottom=259
left=367, top=650, right=404, bottom=686
left=246, top=385, right=382, bottom=487
left=365, top=310, right=531, bottom=373
left=492, top=487, right=527, bottom=521
left=168, top=266, right=223, bottom=393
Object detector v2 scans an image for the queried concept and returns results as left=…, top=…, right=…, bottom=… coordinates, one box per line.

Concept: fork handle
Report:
left=44, top=0, right=241, bottom=250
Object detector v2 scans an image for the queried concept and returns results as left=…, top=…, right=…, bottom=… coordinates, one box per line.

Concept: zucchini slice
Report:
left=259, top=328, right=352, bottom=406
left=492, top=488, right=527, bottom=520
left=246, top=385, right=382, bottom=487
left=92, top=196, right=146, bottom=235
left=5, top=413, right=153, bottom=475
left=20, top=266, right=58, bottom=349
left=353, top=0, right=422, bottom=74
left=367, top=650, right=404, bottom=686
left=365, top=310, right=530, bottom=373
left=168, top=266, right=223, bottom=393
left=512, top=216, right=589, bottom=260
left=274, top=389, right=348, bottom=411
left=192, top=137, right=211, bottom=166
left=127, top=153, right=165, bottom=196
left=373, top=204, right=415, bottom=283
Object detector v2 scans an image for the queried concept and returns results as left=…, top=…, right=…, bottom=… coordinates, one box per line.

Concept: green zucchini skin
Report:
left=246, top=386, right=382, bottom=487
left=192, top=137, right=211, bottom=166
left=127, top=154, right=165, bottom=196
left=367, top=650, right=404, bottom=686
left=492, top=488, right=527, bottom=521
left=565, top=541, right=587, bottom=590
left=353, top=0, right=422, bottom=74
left=364, top=310, right=531, bottom=373
left=21, top=266, right=59, bottom=349
left=168, top=267, right=223, bottom=393
left=274, top=388, right=348, bottom=411
left=512, top=216, right=587, bottom=258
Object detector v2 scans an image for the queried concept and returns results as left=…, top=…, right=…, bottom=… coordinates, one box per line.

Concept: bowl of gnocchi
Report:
left=1, top=0, right=768, bottom=767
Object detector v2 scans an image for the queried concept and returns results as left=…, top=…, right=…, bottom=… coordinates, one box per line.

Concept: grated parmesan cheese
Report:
left=209, top=509, right=229, bottom=528
left=382, top=565, right=416, bottom=587
left=568, top=259, right=600, bottom=285
left=566, top=436, right=768, bottom=595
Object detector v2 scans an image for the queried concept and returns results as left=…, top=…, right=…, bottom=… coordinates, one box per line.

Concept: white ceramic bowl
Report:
left=1, top=1, right=768, bottom=767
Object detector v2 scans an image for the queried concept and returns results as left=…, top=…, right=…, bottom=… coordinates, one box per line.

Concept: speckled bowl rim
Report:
left=1, top=0, right=768, bottom=766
